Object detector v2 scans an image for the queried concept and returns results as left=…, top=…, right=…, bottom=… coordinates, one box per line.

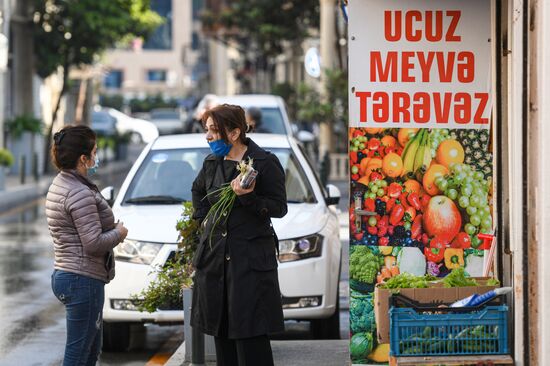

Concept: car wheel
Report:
left=311, top=287, right=341, bottom=340
left=102, top=322, right=131, bottom=352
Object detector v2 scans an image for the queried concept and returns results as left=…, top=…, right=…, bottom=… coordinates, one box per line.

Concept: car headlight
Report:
left=278, top=234, right=323, bottom=262
left=113, top=239, right=162, bottom=265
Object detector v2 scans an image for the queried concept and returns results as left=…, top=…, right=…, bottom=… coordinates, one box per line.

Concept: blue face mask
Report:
left=208, top=139, right=232, bottom=157
left=87, top=155, right=99, bottom=175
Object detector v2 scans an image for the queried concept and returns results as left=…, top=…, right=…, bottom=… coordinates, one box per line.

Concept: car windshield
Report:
left=244, top=107, right=286, bottom=135
left=122, top=147, right=316, bottom=205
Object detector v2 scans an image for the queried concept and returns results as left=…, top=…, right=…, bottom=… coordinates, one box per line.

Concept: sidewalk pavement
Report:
left=0, top=158, right=134, bottom=214
left=165, top=339, right=351, bottom=366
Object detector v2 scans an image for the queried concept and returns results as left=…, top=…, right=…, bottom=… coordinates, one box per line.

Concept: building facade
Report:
left=101, top=0, right=199, bottom=100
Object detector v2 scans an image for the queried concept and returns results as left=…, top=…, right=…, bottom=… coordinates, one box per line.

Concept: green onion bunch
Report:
left=203, top=158, right=254, bottom=245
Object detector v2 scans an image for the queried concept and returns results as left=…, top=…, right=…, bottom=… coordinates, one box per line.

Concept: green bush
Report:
left=99, top=94, right=124, bottom=110
left=132, top=202, right=201, bottom=313
left=129, top=94, right=179, bottom=113
left=97, top=135, right=116, bottom=150
left=0, top=149, right=14, bottom=167
left=5, top=115, right=43, bottom=138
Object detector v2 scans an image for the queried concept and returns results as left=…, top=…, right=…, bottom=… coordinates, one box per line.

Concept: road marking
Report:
left=145, top=353, right=172, bottom=365
left=0, top=198, right=44, bottom=218
left=146, top=330, right=183, bottom=366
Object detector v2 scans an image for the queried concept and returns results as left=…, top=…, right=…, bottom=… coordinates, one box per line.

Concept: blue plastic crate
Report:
left=389, top=305, right=509, bottom=357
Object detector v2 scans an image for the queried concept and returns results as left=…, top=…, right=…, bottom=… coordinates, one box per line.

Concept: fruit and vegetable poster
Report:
left=347, top=1, right=493, bottom=364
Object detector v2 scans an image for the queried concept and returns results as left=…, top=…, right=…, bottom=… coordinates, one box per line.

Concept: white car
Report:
left=107, top=108, right=159, bottom=144
left=149, top=108, right=185, bottom=135
left=101, top=134, right=342, bottom=350
left=190, top=94, right=315, bottom=144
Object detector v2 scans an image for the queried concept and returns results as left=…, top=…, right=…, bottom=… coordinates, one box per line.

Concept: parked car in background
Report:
left=107, top=108, right=159, bottom=144
left=149, top=108, right=184, bottom=135
left=100, top=133, right=342, bottom=350
left=91, top=110, right=117, bottom=137
left=186, top=94, right=309, bottom=137
left=93, top=107, right=159, bottom=144
left=182, top=93, right=218, bottom=133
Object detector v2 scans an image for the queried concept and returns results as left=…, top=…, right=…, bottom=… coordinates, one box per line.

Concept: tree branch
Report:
left=43, top=58, right=70, bottom=174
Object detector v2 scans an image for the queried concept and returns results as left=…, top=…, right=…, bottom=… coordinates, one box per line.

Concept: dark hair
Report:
left=202, top=104, right=247, bottom=144
left=51, top=125, right=96, bottom=170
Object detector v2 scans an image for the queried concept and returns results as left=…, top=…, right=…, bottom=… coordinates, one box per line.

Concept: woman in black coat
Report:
left=191, top=104, right=287, bottom=366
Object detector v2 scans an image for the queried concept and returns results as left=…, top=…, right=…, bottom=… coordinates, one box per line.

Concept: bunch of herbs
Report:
left=131, top=202, right=201, bottom=313
left=203, top=158, right=254, bottom=245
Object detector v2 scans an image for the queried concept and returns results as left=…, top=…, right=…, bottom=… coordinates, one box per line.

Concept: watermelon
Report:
left=350, top=332, right=374, bottom=361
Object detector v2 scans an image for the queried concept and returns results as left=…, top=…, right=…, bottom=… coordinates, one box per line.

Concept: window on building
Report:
left=147, top=69, right=168, bottom=82
left=191, top=32, right=200, bottom=50
left=192, top=0, right=203, bottom=20
left=143, top=0, right=173, bottom=50
left=103, top=70, right=123, bottom=89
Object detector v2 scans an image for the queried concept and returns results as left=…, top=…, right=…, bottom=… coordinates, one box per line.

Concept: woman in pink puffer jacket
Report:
left=45, top=125, right=128, bottom=365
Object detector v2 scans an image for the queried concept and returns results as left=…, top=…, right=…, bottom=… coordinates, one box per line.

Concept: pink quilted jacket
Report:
left=45, top=170, right=121, bottom=283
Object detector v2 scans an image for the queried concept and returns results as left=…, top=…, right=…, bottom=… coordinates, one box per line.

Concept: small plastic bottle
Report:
left=450, top=287, right=513, bottom=308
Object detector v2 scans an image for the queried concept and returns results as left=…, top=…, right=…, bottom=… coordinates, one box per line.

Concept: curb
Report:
left=164, top=341, right=187, bottom=366
left=165, top=340, right=352, bottom=366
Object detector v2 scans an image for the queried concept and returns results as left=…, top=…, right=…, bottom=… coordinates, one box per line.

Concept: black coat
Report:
left=190, top=138, right=287, bottom=339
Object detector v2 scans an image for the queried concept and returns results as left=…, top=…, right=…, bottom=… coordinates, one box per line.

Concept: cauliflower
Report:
left=350, top=246, right=382, bottom=284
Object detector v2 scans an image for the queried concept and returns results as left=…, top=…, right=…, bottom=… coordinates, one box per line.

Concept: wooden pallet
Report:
left=389, top=354, right=514, bottom=366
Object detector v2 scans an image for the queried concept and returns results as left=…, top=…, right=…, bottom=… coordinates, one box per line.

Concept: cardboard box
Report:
left=374, top=278, right=498, bottom=343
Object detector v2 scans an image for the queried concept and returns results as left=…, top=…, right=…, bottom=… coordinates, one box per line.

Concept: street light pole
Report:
left=11, top=0, right=34, bottom=117
left=11, top=0, right=35, bottom=177
left=0, top=32, right=7, bottom=150
left=0, top=1, right=7, bottom=149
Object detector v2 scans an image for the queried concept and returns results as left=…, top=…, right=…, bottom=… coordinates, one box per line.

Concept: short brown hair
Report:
left=51, top=125, right=96, bottom=170
left=202, top=104, right=247, bottom=144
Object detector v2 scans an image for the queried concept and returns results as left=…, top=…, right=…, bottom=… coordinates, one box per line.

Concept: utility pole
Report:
left=11, top=0, right=34, bottom=116
left=11, top=0, right=35, bottom=176
left=319, top=0, right=337, bottom=161
left=0, top=0, right=9, bottom=149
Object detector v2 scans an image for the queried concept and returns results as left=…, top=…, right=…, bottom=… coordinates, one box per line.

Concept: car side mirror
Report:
left=325, top=184, right=340, bottom=206
left=297, top=130, right=315, bottom=143
left=101, top=186, right=115, bottom=207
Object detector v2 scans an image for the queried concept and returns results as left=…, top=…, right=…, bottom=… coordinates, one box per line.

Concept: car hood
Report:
left=113, top=203, right=329, bottom=244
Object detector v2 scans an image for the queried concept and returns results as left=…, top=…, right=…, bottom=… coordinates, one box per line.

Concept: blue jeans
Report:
left=51, top=270, right=105, bottom=366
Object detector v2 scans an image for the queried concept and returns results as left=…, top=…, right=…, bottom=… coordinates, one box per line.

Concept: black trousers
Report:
left=214, top=335, right=274, bottom=366
left=215, top=253, right=275, bottom=366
